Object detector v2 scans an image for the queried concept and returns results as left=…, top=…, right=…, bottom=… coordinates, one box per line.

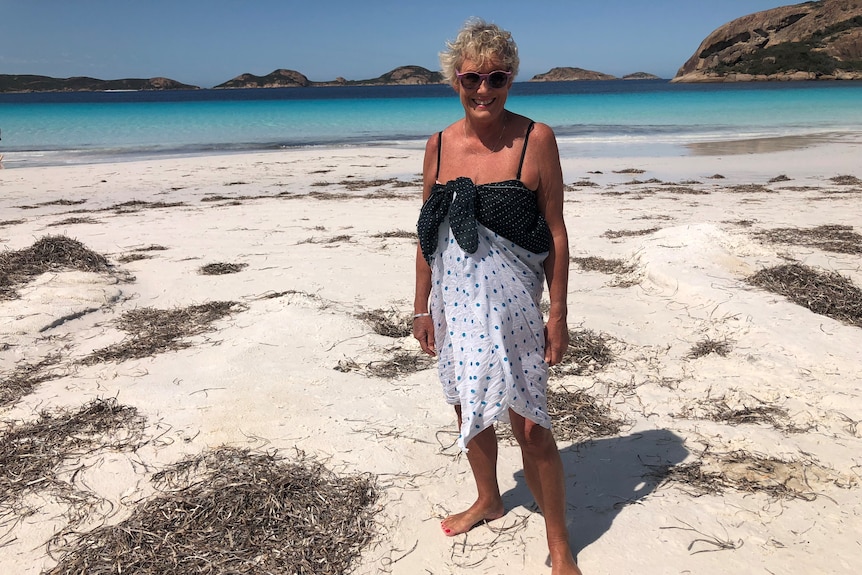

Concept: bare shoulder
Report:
left=422, top=129, right=446, bottom=199
left=424, top=131, right=439, bottom=155
left=528, top=121, right=559, bottom=148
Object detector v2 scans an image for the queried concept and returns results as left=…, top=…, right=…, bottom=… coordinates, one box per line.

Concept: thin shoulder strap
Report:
left=516, top=122, right=536, bottom=180
left=435, top=131, right=443, bottom=180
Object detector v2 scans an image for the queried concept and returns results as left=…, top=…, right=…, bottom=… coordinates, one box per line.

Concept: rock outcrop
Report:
left=214, top=69, right=311, bottom=89
left=674, top=0, right=862, bottom=82
left=0, top=75, right=198, bottom=93
left=530, top=67, right=616, bottom=81
left=214, top=66, right=443, bottom=89
left=622, top=72, right=662, bottom=80
left=362, top=65, right=444, bottom=85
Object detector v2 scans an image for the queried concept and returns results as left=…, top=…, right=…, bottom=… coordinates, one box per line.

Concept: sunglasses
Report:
left=455, top=70, right=512, bottom=90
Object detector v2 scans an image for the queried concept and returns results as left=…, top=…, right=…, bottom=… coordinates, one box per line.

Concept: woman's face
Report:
left=455, top=56, right=512, bottom=123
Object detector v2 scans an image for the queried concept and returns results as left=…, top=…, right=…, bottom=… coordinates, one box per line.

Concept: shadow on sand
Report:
left=501, top=429, right=689, bottom=560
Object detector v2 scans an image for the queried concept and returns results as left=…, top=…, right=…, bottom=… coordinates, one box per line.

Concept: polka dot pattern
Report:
left=419, top=178, right=552, bottom=451
left=417, top=177, right=551, bottom=266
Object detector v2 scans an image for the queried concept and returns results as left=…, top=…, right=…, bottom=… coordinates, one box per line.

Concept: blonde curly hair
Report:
left=439, top=19, right=519, bottom=86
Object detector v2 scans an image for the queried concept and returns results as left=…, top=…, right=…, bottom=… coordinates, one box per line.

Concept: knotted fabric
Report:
left=417, top=177, right=551, bottom=264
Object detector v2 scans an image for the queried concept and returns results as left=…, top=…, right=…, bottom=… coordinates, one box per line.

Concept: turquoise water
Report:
left=2, top=80, right=862, bottom=167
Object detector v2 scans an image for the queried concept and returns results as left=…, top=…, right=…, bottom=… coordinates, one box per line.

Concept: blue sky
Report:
left=1, top=0, right=793, bottom=87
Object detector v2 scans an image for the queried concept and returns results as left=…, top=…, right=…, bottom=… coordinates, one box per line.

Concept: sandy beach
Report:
left=1, top=139, right=861, bottom=574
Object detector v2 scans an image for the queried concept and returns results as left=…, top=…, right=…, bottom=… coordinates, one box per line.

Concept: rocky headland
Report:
left=674, top=0, right=862, bottom=82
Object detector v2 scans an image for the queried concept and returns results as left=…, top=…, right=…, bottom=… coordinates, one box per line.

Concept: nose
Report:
left=475, top=77, right=493, bottom=93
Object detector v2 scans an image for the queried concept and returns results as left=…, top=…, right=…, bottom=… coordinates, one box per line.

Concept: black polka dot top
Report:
left=417, top=122, right=551, bottom=265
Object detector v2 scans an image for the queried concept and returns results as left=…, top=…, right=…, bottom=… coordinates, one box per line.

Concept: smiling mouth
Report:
left=473, top=98, right=495, bottom=106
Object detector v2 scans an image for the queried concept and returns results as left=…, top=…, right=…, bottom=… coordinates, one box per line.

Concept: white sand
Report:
left=1, top=141, right=861, bottom=574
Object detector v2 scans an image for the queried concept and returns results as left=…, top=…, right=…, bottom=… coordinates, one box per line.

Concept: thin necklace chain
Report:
left=464, top=115, right=507, bottom=154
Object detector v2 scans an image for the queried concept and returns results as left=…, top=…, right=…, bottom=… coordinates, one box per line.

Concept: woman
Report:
left=413, top=19, right=583, bottom=575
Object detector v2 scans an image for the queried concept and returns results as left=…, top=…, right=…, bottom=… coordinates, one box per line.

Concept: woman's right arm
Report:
left=413, top=134, right=439, bottom=357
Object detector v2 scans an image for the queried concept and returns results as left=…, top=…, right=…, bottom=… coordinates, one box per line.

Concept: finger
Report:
left=414, top=327, right=436, bottom=357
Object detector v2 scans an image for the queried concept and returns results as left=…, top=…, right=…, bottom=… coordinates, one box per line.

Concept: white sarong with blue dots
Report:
left=430, top=216, right=550, bottom=451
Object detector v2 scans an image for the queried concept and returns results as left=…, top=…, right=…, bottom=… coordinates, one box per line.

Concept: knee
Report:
left=513, top=421, right=556, bottom=455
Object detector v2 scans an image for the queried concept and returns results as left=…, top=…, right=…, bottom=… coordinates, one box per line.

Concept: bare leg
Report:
left=510, top=410, right=583, bottom=575
left=441, top=405, right=506, bottom=536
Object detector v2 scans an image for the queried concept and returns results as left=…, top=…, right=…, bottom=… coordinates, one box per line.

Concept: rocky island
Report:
left=530, top=67, right=616, bottom=81
left=0, top=75, right=198, bottom=93
left=0, top=66, right=444, bottom=93
left=529, top=67, right=660, bottom=81
left=674, top=0, right=862, bottom=82
left=214, top=65, right=444, bottom=89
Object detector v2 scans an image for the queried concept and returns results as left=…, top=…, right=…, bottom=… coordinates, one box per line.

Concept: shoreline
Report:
left=3, top=130, right=862, bottom=171
left=1, top=143, right=861, bottom=574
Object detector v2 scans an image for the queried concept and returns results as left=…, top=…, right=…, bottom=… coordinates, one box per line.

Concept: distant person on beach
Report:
left=413, top=19, right=582, bottom=575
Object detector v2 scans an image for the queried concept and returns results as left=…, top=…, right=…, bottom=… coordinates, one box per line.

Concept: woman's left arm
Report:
left=531, top=123, right=570, bottom=366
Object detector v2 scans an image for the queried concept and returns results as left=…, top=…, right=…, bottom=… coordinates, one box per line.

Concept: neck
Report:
left=465, top=111, right=508, bottom=152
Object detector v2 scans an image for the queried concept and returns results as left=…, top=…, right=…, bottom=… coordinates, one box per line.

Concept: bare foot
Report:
left=440, top=499, right=505, bottom=536
left=548, top=541, right=583, bottom=575
left=550, top=548, right=583, bottom=575
left=551, top=559, right=583, bottom=575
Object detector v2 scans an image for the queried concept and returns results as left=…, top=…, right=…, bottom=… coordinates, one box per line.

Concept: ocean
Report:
left=2, top=79, right=862, bottom=168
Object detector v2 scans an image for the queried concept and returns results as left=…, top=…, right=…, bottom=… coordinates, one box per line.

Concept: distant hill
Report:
left=214, top=69, right=311, bottom=89
left=215, top=65, right=444, bottom=89
left=674, top=0, right=862, bottom=82
left=530, top=67, right=616, bottom=81
left=622, top=72, right=662, bottom=80
left=0, top=75, right=198, bottom=93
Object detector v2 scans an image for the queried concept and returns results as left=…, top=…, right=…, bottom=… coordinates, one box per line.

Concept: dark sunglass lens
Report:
left=460, top=73, right=481, bottom=89
left=489, top=72, right=509, bottom=88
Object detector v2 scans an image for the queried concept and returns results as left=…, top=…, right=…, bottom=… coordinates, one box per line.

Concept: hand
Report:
left=543, top=318, right=569, bottom=366
left=413, top=315, right=436, bottom=357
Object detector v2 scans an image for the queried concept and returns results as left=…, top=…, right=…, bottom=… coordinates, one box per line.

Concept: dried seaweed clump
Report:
left=47, top=217, right=100, bottom=227
left=756, top=224, right=862, bottom=255
left=132, top=245, right=168, bottom=252
left=337, top=349, right=436, bottom=379
left=107, top=200, right=185, bottom=213
left=654, top=450, right=854, bottom=500
left=551, top=329, right=614, bottom=376
left=572, top=256, right=635, bottom=276
left=568, top=179, right=599, bottom=188
left=547, top=387, right=628, bottom=441
left=686, top=337, right=733, bottom=359
left=82, top=301, right=247, bottom=365
left=198, top=262, right=248, bottom=275
left=601, top=227, right=660, bottom=239
left=748, top=263, right=862, bottom=328
left=0, top=236, right=109, bottom=300
left=339, top=177, right=398, bottom=191
left=572, top=256, right=640, bottom=287
left=830, top=175, right=862, bottom=186
left=0, top=398, right=145, bottom=520
left=371, top=229, right=416, bottom=239
left=356, top=308, right=412, bottom=338
left=116, top=253, right=151, bottom=264
left=675, top=395, right=810, bottom=433
left=661, top=186, right=709, bottom=196
left=48, top=447, right=378, bottom=575
left=727, top=184, right=773, bottom=194
left=0, top=354, right=64, bottom=408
